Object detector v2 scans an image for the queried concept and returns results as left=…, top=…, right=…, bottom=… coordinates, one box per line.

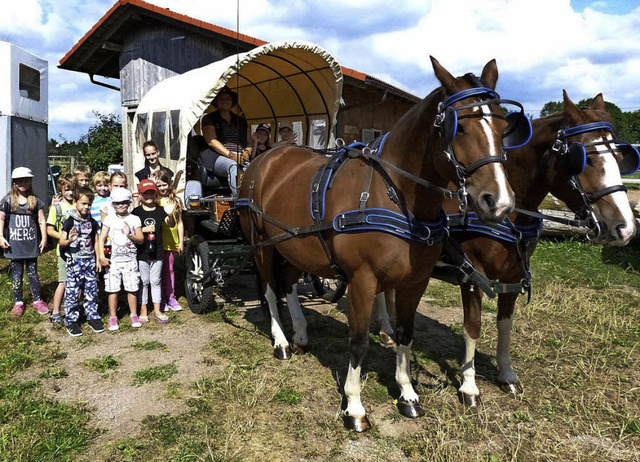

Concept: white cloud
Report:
left=2, top=0, right=640, bottom=140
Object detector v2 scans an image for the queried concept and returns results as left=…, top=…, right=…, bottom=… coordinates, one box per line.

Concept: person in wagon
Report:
left=201, top=86, right=251, bottom=195
left=272, top=120, right=298, bottom=148
left=250, top=123, right=272, bottom=160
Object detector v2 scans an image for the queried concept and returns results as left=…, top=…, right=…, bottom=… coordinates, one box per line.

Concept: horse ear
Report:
left=480, top=59, right=498, bottom=89
left=563, top=89, right=579, bottom=116
left=430, top=56, right=457, bottom=93
left=590, top=93, right=605, bottom=111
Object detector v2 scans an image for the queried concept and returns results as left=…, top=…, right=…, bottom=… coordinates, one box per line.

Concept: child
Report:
left=73, top=165, right=92, bottom=189
left=132, top=179, right=176, bottom=323
left=134, top=140, right=174, bottom=184
left=100, top=172, right=130, bottom=224
left=91, top=171, right=110, bottom=228
left=251, top=124, right=272, bottom=159
left=153, top=171, right=184, bottom=311
left=59, top=187, right=102, bottom=336
left=272, top=121, right=298, bottom=148
left=0, top=167, right=48, bottom=316
left=47, top=173, right=76, bottom=325
left=99, top=187, right=144, bottom=331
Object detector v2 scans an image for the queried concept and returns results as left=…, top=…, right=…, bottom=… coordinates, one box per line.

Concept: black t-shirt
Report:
left=131, top=205, right=167, bottom=261
left=134, top=165, right=174, bottom=182
left=202, top=110, right=248, bottom=152
left=60, top=212, right=99, bottom=261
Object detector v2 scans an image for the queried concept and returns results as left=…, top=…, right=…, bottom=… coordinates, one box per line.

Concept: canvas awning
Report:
left=133, top=40, right=343, bottom=191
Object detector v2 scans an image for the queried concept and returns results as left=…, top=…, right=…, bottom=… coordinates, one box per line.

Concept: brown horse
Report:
left=381, top=91, right=637, bottom=406
left=238, top=57, right=527, bottom=431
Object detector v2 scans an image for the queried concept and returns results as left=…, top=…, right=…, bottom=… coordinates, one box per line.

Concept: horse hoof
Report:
left=343, top=414, right=371, bottom=432
left=459, top=392, right=482, bottom=408
left=273, top=345, right=292, bottom=360
left=397, top=399, right=425, bottom=418
left=498, top=381, right=523, bottom=395
left=291, top=343, right=308, bottom=355
left=379, top=331, right=396, bottom=346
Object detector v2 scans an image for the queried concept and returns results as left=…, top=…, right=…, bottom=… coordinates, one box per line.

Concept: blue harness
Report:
left=309, top=135, right=448, bottom=244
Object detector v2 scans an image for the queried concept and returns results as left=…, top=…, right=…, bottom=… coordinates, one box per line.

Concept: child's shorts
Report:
left=57, top=255, right=67, bottom=282
left=105, top=259, right=140, bottom=293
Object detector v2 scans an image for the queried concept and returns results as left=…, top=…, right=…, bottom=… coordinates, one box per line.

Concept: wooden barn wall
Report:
left=119, top=25, right=247, bottom=180
left=336, top=81, right=417, bottom=144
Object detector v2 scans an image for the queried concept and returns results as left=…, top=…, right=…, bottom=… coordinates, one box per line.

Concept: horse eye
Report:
left=456, top=124, right=464, bottom=134
left=586, top=156, right=594, bottom=167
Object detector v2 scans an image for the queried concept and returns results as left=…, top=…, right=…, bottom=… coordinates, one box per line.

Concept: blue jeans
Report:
left=212, top=154, right=239, bottom=195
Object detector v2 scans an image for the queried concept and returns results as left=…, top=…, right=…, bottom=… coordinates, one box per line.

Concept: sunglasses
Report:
left=112, top=201, right=130, bottom=206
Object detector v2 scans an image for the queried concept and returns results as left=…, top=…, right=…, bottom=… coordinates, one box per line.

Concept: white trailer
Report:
left=0, top=41, right=49, bottom=201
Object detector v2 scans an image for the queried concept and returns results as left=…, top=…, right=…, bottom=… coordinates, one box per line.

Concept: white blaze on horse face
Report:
left=476, top=105, right=512, bottom=216
left=591, top=139, right=636, bottom=244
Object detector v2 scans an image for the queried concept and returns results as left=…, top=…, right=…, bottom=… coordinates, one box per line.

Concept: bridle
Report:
left=547, top=121, right=639, bottom=239
left=433, top=84, right=532, bottom=211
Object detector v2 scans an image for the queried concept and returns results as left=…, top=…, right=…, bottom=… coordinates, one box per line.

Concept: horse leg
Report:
left=459, top=284, right=483, bottom=407
left=394, top=284, right=427, bottom=418
left=375, top=291, right=396, bottom=346
left=284, top=283, right=309, bottom=354
left=342, top=271, right=377, bottom=432
left=496, top=292, right=523, bottom=395
left=255, top=248, right=292, bottom=360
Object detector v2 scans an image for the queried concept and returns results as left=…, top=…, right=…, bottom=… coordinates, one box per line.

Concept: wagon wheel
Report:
left=185, top=235, right=216, bottom=314
left=311, top=275, right=347, bottom=302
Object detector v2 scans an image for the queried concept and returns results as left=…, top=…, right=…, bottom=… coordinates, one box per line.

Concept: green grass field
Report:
left=0, top=238, right=639, bottom=461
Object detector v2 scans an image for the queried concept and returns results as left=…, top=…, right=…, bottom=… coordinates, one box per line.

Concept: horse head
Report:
left=548, top=91, right=636, bottom=246
left=429, top=57, right=518, bottom=223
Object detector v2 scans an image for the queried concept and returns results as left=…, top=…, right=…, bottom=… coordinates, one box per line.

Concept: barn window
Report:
left=19, top=64, right=40, bottom=101
left=362, top=128, right=382, bottom=144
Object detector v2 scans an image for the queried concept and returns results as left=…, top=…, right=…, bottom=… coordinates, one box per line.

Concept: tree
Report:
left=82, top=111, right=122, bottom=172
left=540, top=101, right=563, bottom=117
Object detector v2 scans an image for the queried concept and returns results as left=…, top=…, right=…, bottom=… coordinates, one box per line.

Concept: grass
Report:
left=84, top=355, right=119, bottom=374
left=1, top=240, right=639, bottom=461
left=132, top=363, right=178, bottom=385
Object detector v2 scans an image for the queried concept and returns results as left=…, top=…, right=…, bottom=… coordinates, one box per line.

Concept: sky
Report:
left=1, top=0, right=639, bottom=142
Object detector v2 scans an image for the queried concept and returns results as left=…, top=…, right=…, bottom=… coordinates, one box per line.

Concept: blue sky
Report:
left=1, top=0, right=639, bottom=142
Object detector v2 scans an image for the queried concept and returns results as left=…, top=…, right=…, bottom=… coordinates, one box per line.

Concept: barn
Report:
left=58, top=0, right=419, bottom=182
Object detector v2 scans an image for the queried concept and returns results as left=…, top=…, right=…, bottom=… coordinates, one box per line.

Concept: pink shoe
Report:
left=11, top=302, right=24, bottom=317
left=167, top=298, right=183, bottom=312
left=108, top=316, right=119, bottom=331
left=33, top=300, right=49, bottom=315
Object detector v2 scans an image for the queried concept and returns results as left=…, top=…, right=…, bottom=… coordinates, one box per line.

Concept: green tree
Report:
left=540, top=101, right=563, bottom=117
left=82, top=111, right=122, bottom=172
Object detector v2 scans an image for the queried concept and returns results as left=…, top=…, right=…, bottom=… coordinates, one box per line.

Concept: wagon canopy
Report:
left=133, top=40, right=343, bottom=191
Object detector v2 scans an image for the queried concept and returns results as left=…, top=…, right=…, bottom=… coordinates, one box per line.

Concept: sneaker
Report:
left=33, top=300, right=49, bottom=315
left=167, top=298, right=183, bottom=312
left=108, top=316, right=119, bottom=332
left=11, top=302, right=24, bottom=317
left=130, top=315, right=142, bottom=328
left=66, top=322, right=83, bottom=337
left=49, top=313, right=64, bottom=326
left=87, top=318, right=105, bottom=333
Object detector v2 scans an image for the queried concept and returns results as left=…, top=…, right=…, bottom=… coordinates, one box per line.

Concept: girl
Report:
left=131, top=179, right=176, bottom=323
left=153, top=171, right=184, bottom=311
left=0, top=167, right=49, bottom=316
left=251, top=124, right=272, bottom=159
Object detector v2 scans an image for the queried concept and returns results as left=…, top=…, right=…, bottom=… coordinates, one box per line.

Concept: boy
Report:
left=73, top=165, right=91, bottom=189
left=46, top=173, right=76, bottom=325
left=91, top=171, right=110, bottom=228
left=59, top=187, right=102, bottom=336
left=98, top=187, right=144, bottom=331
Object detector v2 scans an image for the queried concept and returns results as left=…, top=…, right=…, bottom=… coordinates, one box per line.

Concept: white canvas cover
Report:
left=133, top=40, right=343, bottom=192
